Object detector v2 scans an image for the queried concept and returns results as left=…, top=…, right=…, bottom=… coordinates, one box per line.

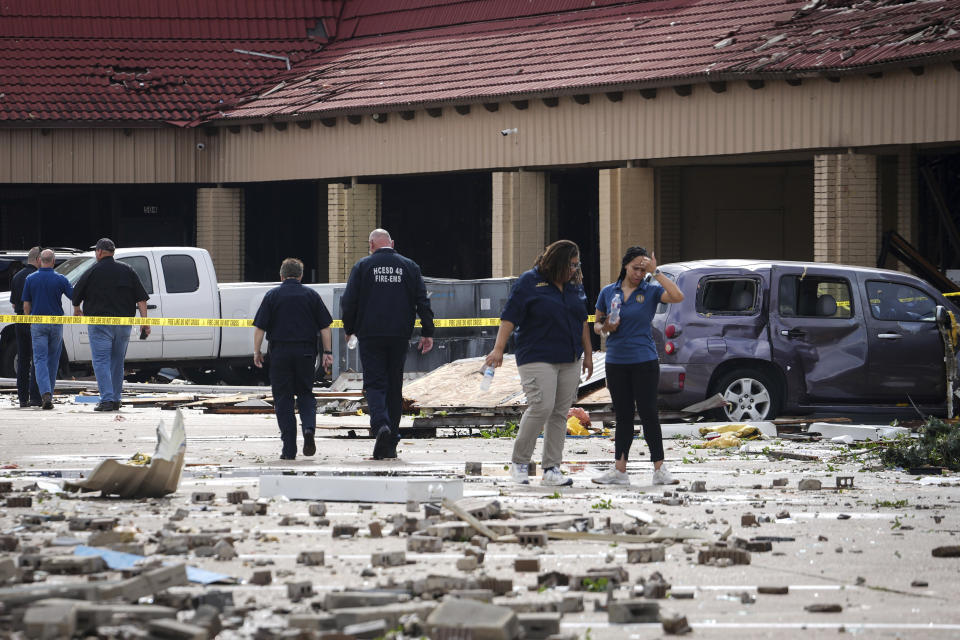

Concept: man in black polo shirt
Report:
left=9, top=246, right=41, bottom=408
left=253, top=258, right=333, bottom=460
left=71, top=238, right=151, bottom=412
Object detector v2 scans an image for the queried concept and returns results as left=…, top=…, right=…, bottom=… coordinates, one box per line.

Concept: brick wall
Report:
left=491, top=171, right=546, bottom=277
left=196, top=187, right=244, bottom=282
left=598, top=167, right=655, bottom=285
left=814, top=153, right=879, bottom=267
left=896, top=149, right=918, bottom=272
left=328, top=182, right=380, bottom=281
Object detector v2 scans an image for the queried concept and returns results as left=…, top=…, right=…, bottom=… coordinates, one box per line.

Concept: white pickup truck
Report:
left=0, top=247, right=338, bottom=384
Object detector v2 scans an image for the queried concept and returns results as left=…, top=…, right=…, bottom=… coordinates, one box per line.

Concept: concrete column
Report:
left=598, top=167, right=655, bottom=286
left=328, top=182, right=380, bottom=282
left=491, top=171, right=546, bottom=277
left=896, top=149, right=918, bottom=271
left=196, top=186, right=244, bottom=283
left=813, top=153, right=879, bottom=267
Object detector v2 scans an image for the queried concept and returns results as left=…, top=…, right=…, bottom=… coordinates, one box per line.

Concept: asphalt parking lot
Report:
left=1, top=393, right=959, bottom=638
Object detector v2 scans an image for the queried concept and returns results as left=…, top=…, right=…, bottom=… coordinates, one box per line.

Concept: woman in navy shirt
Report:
left=485, top=240, right=594, bottom=487
left=592, top=246, right=684, bottom=486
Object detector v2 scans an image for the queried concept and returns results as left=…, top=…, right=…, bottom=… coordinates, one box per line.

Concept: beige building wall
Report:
left=598, top=167, right=655, bottom=285
left=196, top=187, right=244, bottom=282
left=1, top=66, right=958, bottom=185
left=813, top=153, right=879, bottom=267
left=328, top=183, right=380, bottom=282
left=492, top=171, right=547, bottom=277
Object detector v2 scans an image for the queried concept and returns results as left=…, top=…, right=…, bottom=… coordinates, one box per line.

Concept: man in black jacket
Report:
left=9, top=246, right=41, bottom=408
left=341, top=229, right=434, bottom=460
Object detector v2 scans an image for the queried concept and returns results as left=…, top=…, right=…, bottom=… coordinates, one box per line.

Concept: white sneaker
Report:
left=592, top=468, right=630, bottom=485
left=541, top=466, right=573, bottom=487
left=511, top=462, right=530, bottom=485
left=652, top=467, right=678, bottom=485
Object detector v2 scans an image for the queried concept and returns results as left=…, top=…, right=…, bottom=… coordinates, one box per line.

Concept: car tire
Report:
left=712, top=368, right=780, bottom=421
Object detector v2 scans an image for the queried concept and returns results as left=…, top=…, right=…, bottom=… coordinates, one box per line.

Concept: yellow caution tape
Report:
left=2, top=314, right=599, bottom=329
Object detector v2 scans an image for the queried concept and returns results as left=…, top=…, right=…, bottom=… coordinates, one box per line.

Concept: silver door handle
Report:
left=877, top=333, right=902, bottom=339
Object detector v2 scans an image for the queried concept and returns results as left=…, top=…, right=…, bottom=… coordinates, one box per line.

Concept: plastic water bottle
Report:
left=480, top=365, right=495, bottom=391
left=609, top=293, right=622, bottom=324
left=347, top=335, right=358, bottom=350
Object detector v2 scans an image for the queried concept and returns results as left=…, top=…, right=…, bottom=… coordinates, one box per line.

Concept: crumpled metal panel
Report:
left=63, top=409, right=186, bottom=499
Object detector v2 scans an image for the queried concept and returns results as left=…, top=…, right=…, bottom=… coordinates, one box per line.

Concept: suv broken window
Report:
left=697, top=278, right=758, bottom=315
left=778, top=275, right=852, bottom=319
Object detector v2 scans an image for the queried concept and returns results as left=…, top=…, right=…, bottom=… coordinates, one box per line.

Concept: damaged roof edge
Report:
left=200, top=53, right=960, bottom=128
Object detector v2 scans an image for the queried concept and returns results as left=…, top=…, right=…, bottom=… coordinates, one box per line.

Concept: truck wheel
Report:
left=1, top=340, right=17, bottom=378
left=713, top=369, right=780, bottom=421
left=181, top=367, right=221, bottom=385
left=217, top=362, right=268, bottom=386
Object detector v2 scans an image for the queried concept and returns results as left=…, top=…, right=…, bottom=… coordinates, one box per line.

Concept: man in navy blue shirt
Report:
left=341, top=229, right=435, bottom=460
left=22, top=249, right=73, bottom=410
left=253, top=258, right=333, bottom=460
left=9, top=246, right=41, bottom=408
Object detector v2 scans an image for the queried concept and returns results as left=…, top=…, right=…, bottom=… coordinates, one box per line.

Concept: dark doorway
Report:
left=918, top=150, right=960, bottom=272
left=380, top=173, right=491, bottom=279
left=551, top=169, right=600, bottom=306
left=244, top=180, right=323, bottom=283
left=0, top=185, right=195, bottom=250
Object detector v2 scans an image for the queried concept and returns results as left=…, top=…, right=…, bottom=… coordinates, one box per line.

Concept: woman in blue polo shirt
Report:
left=592, top=246, right=684, bottom=486
left=484, top=240, right=594, bottom=487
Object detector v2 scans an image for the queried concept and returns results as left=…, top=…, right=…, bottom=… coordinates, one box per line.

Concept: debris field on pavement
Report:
left=0, top=385, right=959, bottom=639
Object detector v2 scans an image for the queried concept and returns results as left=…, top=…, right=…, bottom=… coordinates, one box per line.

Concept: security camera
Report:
left=500, top=127, right=518, bottom=136
left=196, top=142, right=206, bottom=150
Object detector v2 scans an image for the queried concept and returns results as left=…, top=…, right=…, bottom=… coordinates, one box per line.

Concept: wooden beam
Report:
left=455, top=105, right=471, bottom=115
left=708, top=81, right=727, bottom=93
left=572, top=94, right=590, bottom=105
left=296, top=120, right=312, bottom=129
left=511, top=100, right=529, bottom=110
left=483, top=102, right=499, bottom=112
left=372, top=113, right=388, bottom=123
left=271, top=121, right=288, bottom=131
left=747, top=79, right=764, bottom=90
left=426, top=107, right=442, bottom=118
left=400, top=110, right=415, bottom=120
left=320, top=118, right=336, bottom=127
left=673, top=84, right=692, bottom=97
left=785, top=78, right=802, bottom=86
left=826, top=75, right=841, bottom=83
left=639, top=88, right=657, bottom=100
left=347, top=115, right=361, bottom=125
left=542, top=97, right=559, bottom=107
left=605, top=91, right=623, bottom=102
left=909, top=66, right=924, bottom=76
left=251, top=123, right=263, bottom=132
left=227, top=125, right=242, bottom=134
left=867, top=71, right=883, bottom=79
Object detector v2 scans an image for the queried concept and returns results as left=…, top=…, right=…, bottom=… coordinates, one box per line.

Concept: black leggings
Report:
left=605, top=360, right=663, bottom=463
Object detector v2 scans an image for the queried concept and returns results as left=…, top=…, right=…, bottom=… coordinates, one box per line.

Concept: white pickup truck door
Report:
left=74, top=254, right=164, bottom=361
left=158, top=252, right=218, bottom=359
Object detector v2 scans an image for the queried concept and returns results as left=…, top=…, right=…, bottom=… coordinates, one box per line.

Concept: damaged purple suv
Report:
left=651, top=260, right=958, bottom=420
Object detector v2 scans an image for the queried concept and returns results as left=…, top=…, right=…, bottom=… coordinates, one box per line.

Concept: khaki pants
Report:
left=511, top=360, right=582, bottom=470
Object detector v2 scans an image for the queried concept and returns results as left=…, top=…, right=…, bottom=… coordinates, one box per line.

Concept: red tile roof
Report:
left=2, top=1, right=959, bottom=126
left=0, top=0, right=340, bottom=124
left=220, top=0, right=960, bottom=121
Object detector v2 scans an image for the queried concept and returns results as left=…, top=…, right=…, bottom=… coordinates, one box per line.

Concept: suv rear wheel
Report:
left=713, top=368, right=780, bottom=421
